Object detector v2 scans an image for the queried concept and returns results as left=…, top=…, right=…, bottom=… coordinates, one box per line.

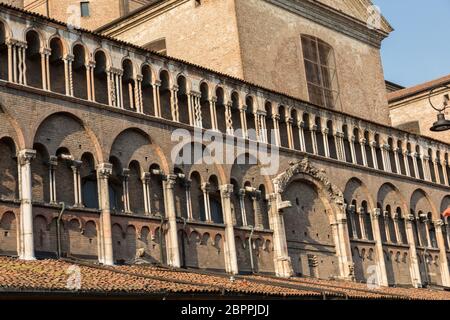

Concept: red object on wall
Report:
left=442, top=207, right=450, bottom=218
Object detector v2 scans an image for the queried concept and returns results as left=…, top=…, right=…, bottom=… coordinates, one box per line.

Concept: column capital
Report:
left=406, top=214, right=416, bottom=222
left=121, top=168, right=131, bottom=178
left=359, top=138, right=367, bottom=145
left=71, top=160, right=83, bottom=170
left=48, top=155, right=58, bottom=167
left=96, top=163, right=113, bottom=178
left=18, top=149, right=36, bottom=165
left=322, top=127, right=329, bottom=135
left=219, top=184, right=234, bottom=198
left=40, top=47, right=51, bottom=56
left=201, top=182, right=211, bottom=193
left=141, top=172, right=151, bottom=182
left=372, top=208, right=381, bottom=218
left=433, top=219, right=444, bottom=227
left=165, top=174, right=178, bottom=188
left=335, top=131, right=344, bottom=138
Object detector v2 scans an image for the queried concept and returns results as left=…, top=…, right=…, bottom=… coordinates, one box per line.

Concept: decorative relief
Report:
left=273, top=158, right=345, bottom=207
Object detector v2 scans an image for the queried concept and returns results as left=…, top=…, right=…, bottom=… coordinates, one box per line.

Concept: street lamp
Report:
left=429, top=85, right=450, bottom=132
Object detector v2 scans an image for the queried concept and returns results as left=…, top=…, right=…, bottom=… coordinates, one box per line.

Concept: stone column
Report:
left=335, top=132, right=345, bottom=161
left=394, top=147, right=401, bottom=174
left=298, top=120, right=306, bottom=152
left=6, top=40, right=13, bottom=83
left=210, top=97, right=218, bottom=131
left=121, top=168, right=131, bottom=214
left=434, top=157, right=442, bottom=184
left=433, top=219, right=450, bottom=287
left=141, top=172, right=151, bottom=215
left=220, top=184, right=239, bottom=275
left=63, top=54, right=74, bottom=96
left=323, top=128, right=330, bottom=158
left=97, top=163, right=114, bottom=266
left=201, top=182, right=212, bottom=223
left=273, top=114, right=281, bottom=147
left=383, top=210, right=392, bottom=243
left=423, top=155, right=431, bottom=181
left=405, top=214, right=423, bottom=288
left=184, top=180, right=193, bottom=221
left=239, top=188, right=248, bottom=226
left=71, top=160, right=83, bottom=208
left=360, top=138, right=368, bottom=166
left=171, top=86, right=179, bottom=122
left=370, top=141, right=379, bottom=170
left=349, top=136, right=357, bottom=164
left=89, top=61, right=96, bottom=102
left=18, top=149, right=36, bottom=261
left=153, top=81, right=161, bottom=117
left=392, top=211, right=401, bottom=244
left=443, top=159, right=449, bottom=185
left=40, top=49, right=49, bottom=91
left=267, top=193, right=293, bottom=278
left=48, top=156, right=58, bottom=205
left=162, top=175, right=181, bottom=268
left=286, top=116, right=294, bottom=149
left=358, top=207, right=367, bottom=240
left=382, top=144, right=391, bottom=173
left=252, top=190, right=263, bottom=229
left=239, top=105, right=248, bottom=139
left=311, top=124, right=318, bottom=155
left=225, top=102, right=234, bottom=135
left=370, top=209, right=389, bottom=286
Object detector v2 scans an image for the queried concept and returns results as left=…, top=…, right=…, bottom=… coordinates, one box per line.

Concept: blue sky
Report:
left=372, top=0, right=450, bottom=87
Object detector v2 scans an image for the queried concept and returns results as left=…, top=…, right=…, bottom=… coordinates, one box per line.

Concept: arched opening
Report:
left=201, top=83, right=212, bottom=129
left=174, top=167, right=187, bottom=219
left=436, top=150, right=445, bottom=184
left=374, top=134, right=384, bottom=170
left=231, top=91, right=241, bottom=135
left=49, top=38, right=65, bottom=94
left=342, top=125, right=352, bottom=163
left=397, top=140, right=406, bottom=175
left=32, top=143, right=50, bottom=203
left=283, top=178, right=339, bottom=278
left=278, top=106, right=289, bottom=148
left=0, top=137, right=18, bottom=200
left=80, top=152, right=98, bottom=209
left=0, top=212, right=17, bottom=255
left=230, top=178, right=242, bottom=226
left=364, top=131, right=374, bottom=168
left=258, top=184, right=270, bottom=229
left=159, top=70, right=172, bottom=120
left=128, top=160, right=144, bottom=214
left=150, top=164, right=165, bottom=216
left=25, top=30, right=42, bottom=89
left=0, top=22, right=8, bottom=80
left=209, top=175, right=223, bottom=224
left=109, top=156, right=124, bottom=213
left=416, top=146, right=424, bottom=180
left=177, top=76, right=189, bottom=124
left=141, top=65, right=155, bottom=115
left=407, top=143, right=415, bottom=178
left=327, top=120, right=337, bottom=159
left=94, top=51, right=108, bottom=105
left=72, top=44, right=88, bottom=99
left=190, top=171, right=203, bottom=221
left=291, top=109, right=301, bottom=150
left=245, top=96, right=256, bottom=139
left=55, top=147, right=74, bottom=206
left=303, top=113, right=313, bottom=153
left=265, top=102, right=275, bottom=145
left=122, top=59, right=135, bottom=111
left=243, top=181, right=255, bottom=227
left=216, top=87, right=227, bottom=133
left=315, top=117, right=325, bottom=156
left=388, top=138, right=397, bottom=173
left=428, top=149, right=436, bottom=183
left=446, top=153, right=450, bottom=185
left=353, top=128, right=363, bottom=165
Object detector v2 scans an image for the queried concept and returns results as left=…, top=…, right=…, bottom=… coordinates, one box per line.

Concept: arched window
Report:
left=49, top=38, right=65, bottom=94
left=353, top=128, right=363, bottom=165
left=72, top=44, right=88, bottom=99
left=303, top=113, right=313, bottom=153
left=94, top=51, right=109, bottom=105
left=342, top=125, right=352, bottom=163
left=388, top=138, right=397, bottom=173
left=159, top=70, right=172, bottom=120
left=81, top=153, right=98, bottom=209
left=231, top=91, right=241, bottom=135
left=407, top=143, right=415, bottom=178
left=327, top=120, right=337, bottom=159
left=291, top=109, right=301, bottom=150
left=315, top=117, right=325, bottom=156
left=265, top=102, right=275, bottom=145
left=26, top=30, right=42, bottom=89
left=364, top=131, right=374, bottom=168
left=141, top=65, right=155, bottom=115
left=278, top=106, right=289, bottom=148
left=128, top=161, right=144, bottom=214
left=301, top=35, right=339, bottom=109
left=216, top=87, right=227, bottom=133
left=122, top=59, right=135, bottom=111
left=428, top=149, right=437, bottom=183
left=0, top=138, right=18, bottom=200
left=200, top=82, right=212, bottom=129
left=374, top=134, right=384, bottom=171
left=436, top=151, right=445, bottom=184
left=0, top=22, right=8, bottom=80
left=109, top=157, right=124, bottom=213
left=397, top=140, right=406, bottom=175
left=177, top=76, right=189, bottom=124
left=245, top=96, right=256, bottom=140
left=209, top=175, right=223, bottom=224
left=190, top=171, right=203, bottom=221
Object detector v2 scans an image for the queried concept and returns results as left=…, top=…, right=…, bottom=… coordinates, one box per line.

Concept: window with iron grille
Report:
left=301, top=35, right=340, bottom=109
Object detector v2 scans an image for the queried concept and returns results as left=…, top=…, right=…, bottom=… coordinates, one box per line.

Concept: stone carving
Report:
left=273, top=157, right=345, bottom=207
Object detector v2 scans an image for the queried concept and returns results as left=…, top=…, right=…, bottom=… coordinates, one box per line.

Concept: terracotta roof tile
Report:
left=388, top=74, right=450, bottom=103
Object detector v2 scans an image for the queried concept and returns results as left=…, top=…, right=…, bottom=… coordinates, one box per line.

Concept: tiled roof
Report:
left=0, top=257, right=449, bottom=299
left=388, top=74, right=450, bottom=103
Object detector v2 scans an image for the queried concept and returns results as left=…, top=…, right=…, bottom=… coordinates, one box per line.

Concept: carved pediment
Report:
left=273, top=158, right=344, bottom=207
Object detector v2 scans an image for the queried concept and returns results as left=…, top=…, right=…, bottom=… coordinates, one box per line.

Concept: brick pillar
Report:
left=162, top=174, right=181, bottom=268
left=18, top=149, right=36, bottom=261
left=97, top=163, right=114, bottom=266
left=220, top=184, right=239, bottom=275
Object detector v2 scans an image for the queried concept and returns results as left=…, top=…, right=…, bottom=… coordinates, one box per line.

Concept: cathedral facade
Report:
left=0, top=1, right=449, bottom=290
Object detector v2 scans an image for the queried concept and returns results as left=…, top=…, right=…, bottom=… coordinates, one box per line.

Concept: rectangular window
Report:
left=301, top=35, right=339, bottom=109
left=143, top=38, right=167, bottom=56
left=80, top=2, right=90, bottom=17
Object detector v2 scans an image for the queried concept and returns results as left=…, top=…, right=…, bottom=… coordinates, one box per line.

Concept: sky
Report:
left=372, top=0, right=450, bottom=87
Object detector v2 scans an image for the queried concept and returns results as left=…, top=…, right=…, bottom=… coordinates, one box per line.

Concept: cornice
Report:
left=264, top=0, right=389, bottom=48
